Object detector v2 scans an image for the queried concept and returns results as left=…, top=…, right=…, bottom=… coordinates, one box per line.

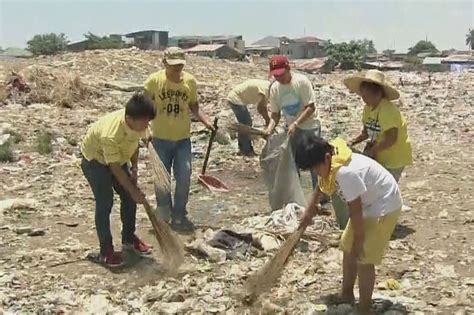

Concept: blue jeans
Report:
left=289, top=126, right=320, bottom=190
left=81, top=158, right=136, bottom=255
left=229, top=102, right=254, bottom=154
left=152, top=138, right=192, bottom=220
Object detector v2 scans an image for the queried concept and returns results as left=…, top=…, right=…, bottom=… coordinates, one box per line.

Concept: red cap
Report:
left=269, top=55, right=289, bottom=77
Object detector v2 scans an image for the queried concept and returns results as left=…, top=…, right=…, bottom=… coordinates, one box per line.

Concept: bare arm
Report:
left=109, top=163, right=145, bottom=204
left=294, top=103, right=315, bottom=126
left=190, top=102, right=213, bottom=129
left=372, top=128, right=398, bottom=153
left=350, top=127, right=369, bottom=146
left=130, top=148, right=139, bottom=170
left=256, top=95, right=270, bottom=126
left=265, top=112, right=281, bottom=135
left=299, top=187, right=322, bottom=227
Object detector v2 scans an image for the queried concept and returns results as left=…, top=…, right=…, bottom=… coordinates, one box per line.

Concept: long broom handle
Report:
left=201, top=117, right=219, bottom=175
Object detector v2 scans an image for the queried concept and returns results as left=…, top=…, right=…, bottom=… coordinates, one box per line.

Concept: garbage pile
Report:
left=0, top=49, right=473, bottom=314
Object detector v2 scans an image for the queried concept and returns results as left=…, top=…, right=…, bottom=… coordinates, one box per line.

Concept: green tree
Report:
left=355, top=39, right=377, bottom=54
left=27, top=33, right=68, bottom=55
left=84, top=32, right=123, bottom=50
left=323, top=40, right=370, bottom=70
left=466, top=29, right=474, bottom=50
left=408, top=40, right=438, bottom=55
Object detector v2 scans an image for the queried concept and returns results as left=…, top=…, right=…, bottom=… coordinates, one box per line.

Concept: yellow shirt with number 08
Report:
left=144, top=70, right=198, bottom=141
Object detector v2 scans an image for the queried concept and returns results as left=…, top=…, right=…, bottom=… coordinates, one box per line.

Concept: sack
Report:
left=260, top=134, right=306, bottom=211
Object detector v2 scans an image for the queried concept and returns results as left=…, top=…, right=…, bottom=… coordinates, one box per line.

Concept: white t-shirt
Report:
left=335, top=153, right=402, bottom=218
left=269, top=72, right=320, bottom=130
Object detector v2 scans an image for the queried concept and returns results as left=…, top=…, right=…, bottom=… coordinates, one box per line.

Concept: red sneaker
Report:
left=100, top=249, right=124, bottom=267
left=123, top=236, right=152, bottom=255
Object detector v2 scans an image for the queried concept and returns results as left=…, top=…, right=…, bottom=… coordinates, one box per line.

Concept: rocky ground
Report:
left=0, top=49, right=473, bottom=314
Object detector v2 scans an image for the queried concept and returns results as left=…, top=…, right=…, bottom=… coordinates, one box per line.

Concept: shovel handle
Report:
left=201, top=118, right=218, bottom=175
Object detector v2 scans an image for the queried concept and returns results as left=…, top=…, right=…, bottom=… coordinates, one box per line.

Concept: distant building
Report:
left=252, top=36, right=282, bottom=48
left=1, top=47, right=33, bottom=58
left=170, top=35, right=245, bottom=52
left=186, top=44, right=242, bottom=59
left=245, top=45, right=279, bottom=57
left=125, top=30, right=169, bottom=50
left=279, top=36, right=326, bottom=59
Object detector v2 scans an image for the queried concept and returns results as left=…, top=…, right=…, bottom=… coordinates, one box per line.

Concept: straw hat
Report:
left=343, top=70, right=400, bottom=100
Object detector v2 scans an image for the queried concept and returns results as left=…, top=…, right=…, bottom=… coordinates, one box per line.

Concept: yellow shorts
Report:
left=340, top=209, right=401, bottom=265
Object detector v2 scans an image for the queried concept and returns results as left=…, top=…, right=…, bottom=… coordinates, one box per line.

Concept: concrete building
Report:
left=125, top=30, right=169, bottom=50
left=170, top=35, right=245, bottom=52
left=245, top=45, right=279, bottom=57
left=280, top=36, right=326, bottom=59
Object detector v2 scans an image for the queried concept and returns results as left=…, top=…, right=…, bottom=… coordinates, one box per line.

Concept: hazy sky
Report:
left=0, top=0, right=473, bottom=52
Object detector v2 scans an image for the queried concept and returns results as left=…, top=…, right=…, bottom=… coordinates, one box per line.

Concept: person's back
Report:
left=227, top=79, right=270, bottom=106
left=336, top=153, right=402, bottom=218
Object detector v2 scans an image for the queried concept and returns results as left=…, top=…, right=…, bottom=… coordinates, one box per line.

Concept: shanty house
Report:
left=170, top=35, right=245, bottom=52
left=245, top=45, right=279, bottom=57
left=125, top=30, right=169, bottom=50
left=186, top=44, right=242, bottom=59
left=280, top=36, right=326, bottom=59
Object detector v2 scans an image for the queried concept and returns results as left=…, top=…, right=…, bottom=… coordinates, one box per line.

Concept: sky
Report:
left=0, top=0, right=473, bottom=52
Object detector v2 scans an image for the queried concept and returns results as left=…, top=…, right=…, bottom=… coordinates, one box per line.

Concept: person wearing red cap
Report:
left=264, top=55, right=322, bottom=192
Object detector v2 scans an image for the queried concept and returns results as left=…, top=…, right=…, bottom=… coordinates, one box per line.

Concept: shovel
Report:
left=198, top=118, right=230, bottom=192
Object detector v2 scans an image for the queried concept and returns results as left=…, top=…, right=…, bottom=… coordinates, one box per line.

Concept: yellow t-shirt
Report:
left=362, top=99, right=413, bottom=169
left=226, top=79, right=270, bottom=106
left=81, top=109, right=143, bottom=165
left=144, top=70, right=197, bottom=141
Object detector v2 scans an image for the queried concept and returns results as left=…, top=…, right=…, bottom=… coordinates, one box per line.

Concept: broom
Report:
left=143, top=142, right=185, bottom=272
left=244, top=226, right=307, bottom=302
left=227, top=122, right=268, bottom=138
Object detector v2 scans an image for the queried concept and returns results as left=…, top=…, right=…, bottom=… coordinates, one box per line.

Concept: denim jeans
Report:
left=229, top=102, right=254, bottom=154
left=289, top=126, right=321, bottom=190
left=152, top=137, right=192, bottom=220
left=81, top=158, right=136, bottom=255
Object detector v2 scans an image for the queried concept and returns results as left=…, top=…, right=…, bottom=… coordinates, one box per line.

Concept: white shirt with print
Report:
left=335, top=153, right=402, bottom=218
left=269, top=73, right=320, bottom=130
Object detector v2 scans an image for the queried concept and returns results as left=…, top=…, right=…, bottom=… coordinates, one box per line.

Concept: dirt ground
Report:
left=0, top=50, right=473, bottom=314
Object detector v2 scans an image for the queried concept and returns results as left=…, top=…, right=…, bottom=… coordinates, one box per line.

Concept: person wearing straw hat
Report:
left=344, top=70, right=412, bottom=182
left=226, top=79, right=272, bottom=156
left=144, top=47, right=214, bottom=232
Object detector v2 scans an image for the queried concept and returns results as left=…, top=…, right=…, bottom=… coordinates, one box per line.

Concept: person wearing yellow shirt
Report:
left=80, top=93, right=156, bottom=267
left=344, top=70, right=413, bottom=182
left=144, top=47, right=214, bottom=232
left=226, top=79, right=271, bottom=156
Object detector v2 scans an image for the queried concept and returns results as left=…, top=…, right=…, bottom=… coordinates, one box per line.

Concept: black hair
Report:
left=360, top=81, right=385, bottom=97
left=125, top=92, right=156, bottom=120
left=294, top=134, right=334, bottom=170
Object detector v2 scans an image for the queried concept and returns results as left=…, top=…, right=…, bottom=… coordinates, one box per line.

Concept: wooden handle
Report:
left=201, top=118, right=218, bottom=175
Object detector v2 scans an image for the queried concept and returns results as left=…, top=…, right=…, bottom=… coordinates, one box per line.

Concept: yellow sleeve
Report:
left=362, top=106, right=369, bottom=123
left=101, top=137, right=122, bottom=164
left=187, top=76, right=198, bottom=104
left=144, top=75, right=156, bottom=98
left=379, top=104, right=402, bottom=131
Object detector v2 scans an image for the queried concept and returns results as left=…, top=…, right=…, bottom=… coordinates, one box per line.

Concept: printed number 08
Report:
left=167, top=103, right=180, bottom=114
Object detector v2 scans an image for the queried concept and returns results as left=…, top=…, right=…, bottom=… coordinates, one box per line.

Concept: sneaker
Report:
left=171, top=216, right=196, bottom=232
left=123, top=236, right=152, bottom=255
left=99, top=248, right=124, bottom=267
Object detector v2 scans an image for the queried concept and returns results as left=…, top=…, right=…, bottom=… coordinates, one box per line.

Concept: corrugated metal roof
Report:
left=292, top=36, right=325, bottom=43
left=186, top=44, right=225, bottom=52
